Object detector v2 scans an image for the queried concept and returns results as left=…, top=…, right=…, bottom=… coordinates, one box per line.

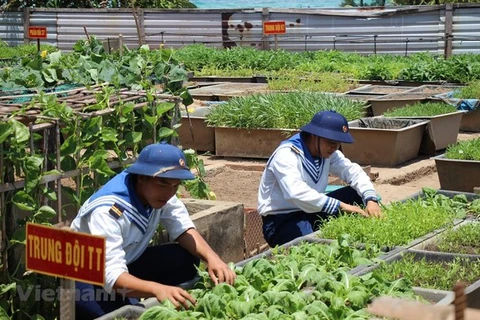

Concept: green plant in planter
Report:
left=318, top=189, right=468, bottom=248
left=429, top=223, right=480, bottom=255
left=445, top=137, right=480, bottom=161
left=267, top=71, right=356, bottom=93
left=373, top=253, right=480, bottom=291
left=453, top=80, right=480, bottom=99
left=140, top=237, right=417, bottom=319
left=206, top=92, right=367, bottom=129
left=383, top=102, right=458, bottom=117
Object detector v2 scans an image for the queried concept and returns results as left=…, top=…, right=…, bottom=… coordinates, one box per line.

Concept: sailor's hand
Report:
left=207, top=256, right=236, bottom=285
left=154, top=284, right=196, bottom=309
left=366, top=200, right=382, bottom=218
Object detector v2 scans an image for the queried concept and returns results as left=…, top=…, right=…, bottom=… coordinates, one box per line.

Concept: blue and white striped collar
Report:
left=78, top=171, right=152, bottom=234
left=280, top=133, right=323, bottom=183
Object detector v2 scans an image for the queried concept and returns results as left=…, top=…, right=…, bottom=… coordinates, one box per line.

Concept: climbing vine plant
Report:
left=0, top=37, right=210, bottom=319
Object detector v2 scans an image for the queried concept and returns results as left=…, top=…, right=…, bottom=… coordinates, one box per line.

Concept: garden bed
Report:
left=410, top=220, right=480, bottom=256
left=314, top=189, right=471, bottom=249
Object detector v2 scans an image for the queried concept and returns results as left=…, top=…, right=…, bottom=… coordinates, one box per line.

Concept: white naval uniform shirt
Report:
left=71, top=173, right=195, bottom=293
left=258, top=143, right=377, bottom=216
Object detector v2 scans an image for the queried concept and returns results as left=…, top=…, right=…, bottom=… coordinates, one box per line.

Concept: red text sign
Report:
left=263, top=21, right=286, bottom=35
left=28, top=26, right=47, bottom=39
left=26, top=223, right=105, bottom=286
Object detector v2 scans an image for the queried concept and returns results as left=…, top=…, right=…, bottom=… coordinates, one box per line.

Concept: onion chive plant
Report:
left=383, top=102, right=458, bottom=117
left=373, top=253, right=480, bottom=291
left=267, top=72, right=356, bottom=93
left=453, top=80, right=480, bottom=99
left=206, top=92, right=367, bottom=129
left=445, top=137, right=480, bottom=161
left=318, top=189, right=468, bottom=248
left=431, top=223, right=480, bottom=255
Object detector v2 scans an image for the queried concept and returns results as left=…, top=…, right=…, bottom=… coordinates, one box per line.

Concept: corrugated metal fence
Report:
left=1, top=4, right=480, bottom=55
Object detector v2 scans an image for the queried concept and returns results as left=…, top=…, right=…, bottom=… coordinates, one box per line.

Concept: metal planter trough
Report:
left=385, top=110, right=464, bottom=155
left=410, top=219, right=480, bottom=256
left=353, top=249, right=480, bottom=308
left=214, top=127, right=299, bottom=159
left=341, top=117, right=429, bottom=166
left=433, top=154, right=480, bottom=193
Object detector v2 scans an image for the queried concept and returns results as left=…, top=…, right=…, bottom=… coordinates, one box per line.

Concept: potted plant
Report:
left=433, top=137, right=480, bottom=192
left=341, top=117, right=429, bottom=166
left=383, top=102, right=465, bottom=155
left=206, top=92, right=367, bottom=158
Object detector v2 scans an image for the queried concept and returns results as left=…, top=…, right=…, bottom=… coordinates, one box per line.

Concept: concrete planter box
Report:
left=182, top=199, right=245, bottom=263
left=154, top=199, right=244, bottom=263
left=178, top=107, right=215, bottom=152
left=341, top=117, right=429, bottom=166
left=214, top=127, right=299, bottom=159
left=385, top=111, right=464, bottom=155
left=433, top=154, right=480, bottom=193
left=369, top=93, right=435, bottom=116
left=461, top=107, right=480, bottom=132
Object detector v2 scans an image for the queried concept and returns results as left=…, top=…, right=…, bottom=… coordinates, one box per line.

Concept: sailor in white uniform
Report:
left=71, top=142, right=235, bottom=319
left=258, top=110, right=382, bottom=247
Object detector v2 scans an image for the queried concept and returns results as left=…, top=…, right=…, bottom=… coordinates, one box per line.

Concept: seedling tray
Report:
left=410, top=219, right=480, bottom=257
left=353, top=249, right=480, bottom=308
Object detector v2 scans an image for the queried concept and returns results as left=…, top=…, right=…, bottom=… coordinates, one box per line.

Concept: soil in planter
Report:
left=355, top=86, right=414, bottom=94
left=373, top=253, right=480, bottom=291
left=357, top=118, right=425, bottom=129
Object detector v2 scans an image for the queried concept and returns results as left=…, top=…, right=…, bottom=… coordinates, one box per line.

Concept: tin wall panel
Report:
left=144, top=11, right=224, bottom=48
left=56, top=11, right=140, bottom=51
left=451, top=7, right=480, bottom=54
left=29, top=11, right=57, bottom=46
left=0, top=11, right=24, bottom=46
left=266, top=9, right=443, bottom=54
left=0, top=6, right=479, bottom=55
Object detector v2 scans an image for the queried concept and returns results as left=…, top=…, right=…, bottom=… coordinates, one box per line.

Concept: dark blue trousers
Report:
left=75, top=243, right=200, bottom=319
left=262, top=186, right=363, bottom=247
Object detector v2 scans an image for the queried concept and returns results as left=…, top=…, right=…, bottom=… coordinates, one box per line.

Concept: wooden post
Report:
left=132, top=5, right=144, bottom=46
left=261, top=8, right=270, bottom=50
left=59, top=279, right=75, bottom=320
left=444, top=3, right=453, bottom=59
left=83, top=26, right=91, bottom=42
left=274, top=34, right=278, bottom=50
left=454, top=282, right=467, bottom=320
left=23, top=7, right=30, bottom=44
left=119, top=34, right=124, bottom=56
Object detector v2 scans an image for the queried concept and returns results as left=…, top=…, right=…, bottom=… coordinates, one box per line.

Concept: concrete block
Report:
left=183, top=199, right=245, bottom=263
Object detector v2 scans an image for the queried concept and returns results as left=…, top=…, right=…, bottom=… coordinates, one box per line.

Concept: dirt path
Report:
left=200, top=132, right=479, bottom=209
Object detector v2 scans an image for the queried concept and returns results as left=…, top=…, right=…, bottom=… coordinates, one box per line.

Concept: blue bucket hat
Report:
left=300, top=110, right=354, bottom=144
left=125, top=143, right=195, bottom=180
